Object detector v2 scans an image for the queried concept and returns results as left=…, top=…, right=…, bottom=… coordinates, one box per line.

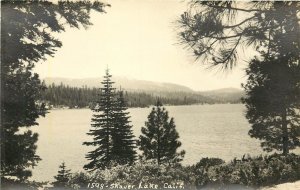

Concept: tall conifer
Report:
left=1, top=1, right=107, bottom=180
left=112, top=90, right=137, bottom=165
left=83, top=69, right=116, bottom=170
left=83, top=70, right=138, bottom=170
left=243, top=58, right=300, bottom=154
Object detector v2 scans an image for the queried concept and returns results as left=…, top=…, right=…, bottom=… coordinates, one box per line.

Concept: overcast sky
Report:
left=34, top=0, right=252, bottom=91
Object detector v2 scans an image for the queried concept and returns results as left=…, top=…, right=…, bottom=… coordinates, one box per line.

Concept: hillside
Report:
left=44, top=77, right=194, bottom=92
left=199, top=88, right=245, bottom=104
left=42, top=77, right=244, bottom=108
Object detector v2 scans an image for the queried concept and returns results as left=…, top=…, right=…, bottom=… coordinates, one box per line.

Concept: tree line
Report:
left=41, top=83, right=220, bottom=109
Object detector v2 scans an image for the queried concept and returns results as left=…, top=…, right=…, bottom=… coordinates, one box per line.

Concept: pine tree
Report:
left=138, top=101, right=185, bottom=165
left=83, top=69, right=116, bottom=170
left=1, top=1, right=107, bottom=181
left=241, top=3, right=300, bottom=155
left=51, top=162, right=71, bottom=189
left=242, top=57, right=300, bottom=154
left=178, top=1, right=299, bottom=68
left=112, top=90, right=137, bottom=165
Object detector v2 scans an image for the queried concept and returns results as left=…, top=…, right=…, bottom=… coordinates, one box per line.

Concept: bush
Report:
left=67, top=160, right=196, bottom=190
left=191, top=157, right=225, bottom=187
left=198, top=153, right=300, bottom=189
left=56, top=154, right=300, bottom=189
left=1, top=177, right=45, bottom=190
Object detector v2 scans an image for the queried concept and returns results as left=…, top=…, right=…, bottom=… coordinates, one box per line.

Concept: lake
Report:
left=31, top=104, right=267, bottom=182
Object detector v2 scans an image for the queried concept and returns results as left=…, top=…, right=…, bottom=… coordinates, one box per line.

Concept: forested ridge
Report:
left=41, top=83, right=242, bottom=109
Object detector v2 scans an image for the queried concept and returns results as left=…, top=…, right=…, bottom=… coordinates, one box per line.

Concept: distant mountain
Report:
left=43, top=77, right=194, bottom=93
left=43, top=77, right=244, bottom=104
left=199, top=88, right=245, bottom=103
left=201, top=88, right=243, bottom=94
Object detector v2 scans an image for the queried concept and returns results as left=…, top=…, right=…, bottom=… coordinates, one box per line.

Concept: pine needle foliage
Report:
left=138, top=101, right=185, bottom=165
left=52, top=162, right=72, bottom=189
left=83, top=69, right=137, bottom=170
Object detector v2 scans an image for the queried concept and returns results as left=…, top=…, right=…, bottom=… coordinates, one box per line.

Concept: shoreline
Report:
left=47, top=102, right=242, bottom=111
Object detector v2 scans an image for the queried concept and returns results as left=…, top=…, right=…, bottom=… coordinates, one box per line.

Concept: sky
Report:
left=34, top=0, right=252, bottom=91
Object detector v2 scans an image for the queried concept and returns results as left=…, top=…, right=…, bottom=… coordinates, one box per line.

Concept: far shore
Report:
left=47, top=103, right=243, bottom=111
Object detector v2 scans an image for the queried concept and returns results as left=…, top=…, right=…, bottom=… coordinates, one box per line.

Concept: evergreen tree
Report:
left=112, top=90, right=137, bottom=165
left=51, top=162, right=71, bottom=189
left=178, top=1, right=300, bottom=156
left=243, top=57, right=300, bottom=155
left=138, top=101, right=185, bottom=165
left=1, top=0, right=107, bottom=180
left=178, top=1, right=299, bottom=68
left=241, top=1, right=300, bottom=155
left=83, top=69, right=116, bottom=170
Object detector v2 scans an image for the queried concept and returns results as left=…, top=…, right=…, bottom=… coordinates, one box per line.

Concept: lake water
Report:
left=30, top=104, right=270, bottom=182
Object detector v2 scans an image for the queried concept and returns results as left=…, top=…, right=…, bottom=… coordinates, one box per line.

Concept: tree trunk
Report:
left=157, top=121, right=161, bottom=166
left=282, top=110, right=289, bottom=155
left=157, top=132, right=161, bottom=166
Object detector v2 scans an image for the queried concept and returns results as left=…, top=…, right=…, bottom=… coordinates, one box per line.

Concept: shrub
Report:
left=1, top=177, right=45, bottom=190
left=67, top=160, right=196, bottom=190
left=61, top=154, right=300, bottom=189
left=191, top=157, right=225, bottom=187
left=199, top=153, right=300, bottom=188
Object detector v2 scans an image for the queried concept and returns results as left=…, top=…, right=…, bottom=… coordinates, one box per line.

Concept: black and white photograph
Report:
left=1, top=0, right=300, bottom=189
